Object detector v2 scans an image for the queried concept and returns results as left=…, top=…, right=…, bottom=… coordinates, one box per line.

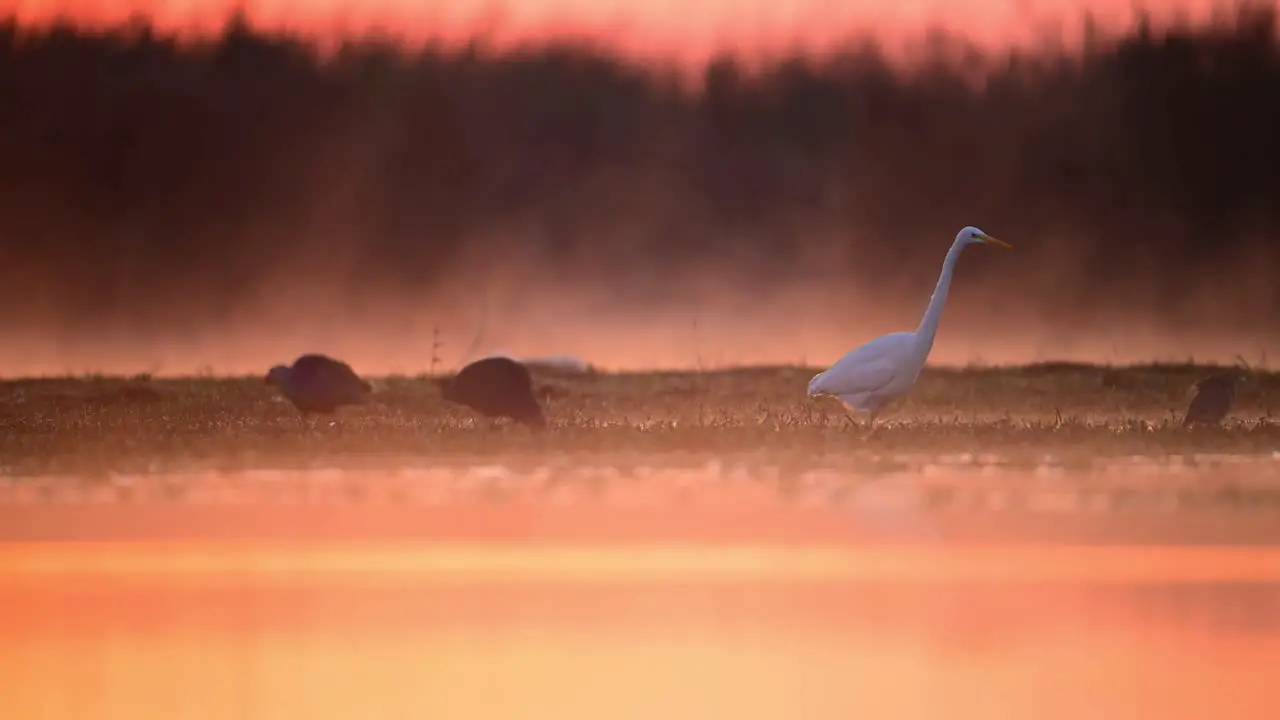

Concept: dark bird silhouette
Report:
left=1181, top=370, right=1245, bottom=428
left=265, top=353, right=372, bottom=414
left=436, top=356, right=547, bottom=428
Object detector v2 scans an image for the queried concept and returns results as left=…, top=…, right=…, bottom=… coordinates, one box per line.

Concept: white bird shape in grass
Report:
left=807, top=226, right=1012, bottom=428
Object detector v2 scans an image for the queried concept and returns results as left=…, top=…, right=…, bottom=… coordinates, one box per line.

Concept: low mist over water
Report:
left=1, top=8, right=1279, bottom=373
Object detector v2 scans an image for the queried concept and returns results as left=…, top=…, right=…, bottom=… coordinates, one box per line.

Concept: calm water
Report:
left=3, top=456, right=1280, bottom=719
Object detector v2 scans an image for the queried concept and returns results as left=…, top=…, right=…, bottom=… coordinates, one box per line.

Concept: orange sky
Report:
left=0, top=0, right=1240, bottom=64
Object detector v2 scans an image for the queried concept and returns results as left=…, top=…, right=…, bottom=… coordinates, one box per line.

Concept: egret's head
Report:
left=265, top=365, right=291, bottom=387
left=957, top=226, right=1013, bottom=249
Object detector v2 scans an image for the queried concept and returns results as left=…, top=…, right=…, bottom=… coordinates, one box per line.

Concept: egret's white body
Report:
left=808, top=226, right=1011, bottom=424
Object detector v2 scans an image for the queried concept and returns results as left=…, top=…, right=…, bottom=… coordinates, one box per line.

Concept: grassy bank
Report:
left=0, top=362, right=1277, bottom=474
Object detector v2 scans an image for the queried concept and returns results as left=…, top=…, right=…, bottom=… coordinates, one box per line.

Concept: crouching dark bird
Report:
left=437, top=356, right=547, bottom=428
left=266, top=353, right=372, bottom=414
left=1181, top=370, right=1245, bottom=428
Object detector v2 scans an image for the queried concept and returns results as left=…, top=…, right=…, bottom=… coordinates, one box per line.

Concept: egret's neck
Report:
left=915, top=240, right=966, bottom=353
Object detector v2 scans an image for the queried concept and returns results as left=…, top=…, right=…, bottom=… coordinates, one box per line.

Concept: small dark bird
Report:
left=436, top=356, right=547, bottom=428
left=265, top=353, right=372, bottom=414
left=1181, top=370, right=1245, bottom=428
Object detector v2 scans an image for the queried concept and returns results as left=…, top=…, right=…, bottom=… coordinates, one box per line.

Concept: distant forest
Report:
left=0, top=6, right=1278, bottom=331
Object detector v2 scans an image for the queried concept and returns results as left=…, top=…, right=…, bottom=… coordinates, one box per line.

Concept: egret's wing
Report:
left=815, top=333, right=917, bottom=395
left=814, top=349, right=901, bottom=398
left=836, top=361, right=898, bottom=397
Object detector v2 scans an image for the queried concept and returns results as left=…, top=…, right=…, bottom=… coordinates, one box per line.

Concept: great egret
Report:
left=1181, top=370, right=1245, bottom=427
left=265, top=353, right=372, bottom=414
left=807, top=226, right=1012, bottom=426
left=437, top=355, right=547, bottom=428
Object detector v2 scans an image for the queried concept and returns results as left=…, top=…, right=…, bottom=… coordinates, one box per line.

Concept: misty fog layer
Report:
left=0, top=8, right=1278, bottom=375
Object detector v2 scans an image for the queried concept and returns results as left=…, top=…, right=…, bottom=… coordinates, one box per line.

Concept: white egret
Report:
left=807, top=226, right=1012, bottom=426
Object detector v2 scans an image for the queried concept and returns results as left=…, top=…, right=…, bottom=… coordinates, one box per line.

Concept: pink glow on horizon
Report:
left=0, top=0, right=1260, bottom=65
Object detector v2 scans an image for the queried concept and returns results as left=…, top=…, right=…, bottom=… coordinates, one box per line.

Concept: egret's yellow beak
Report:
left=980, top=234, right=1012, bottom=249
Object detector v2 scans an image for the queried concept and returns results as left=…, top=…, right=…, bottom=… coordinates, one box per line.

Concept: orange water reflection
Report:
left=3, top=541, right=1280, bottom=719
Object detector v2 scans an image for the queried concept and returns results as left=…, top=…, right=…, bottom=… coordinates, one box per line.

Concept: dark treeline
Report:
left=1, top=7, right=1279, bottom=335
